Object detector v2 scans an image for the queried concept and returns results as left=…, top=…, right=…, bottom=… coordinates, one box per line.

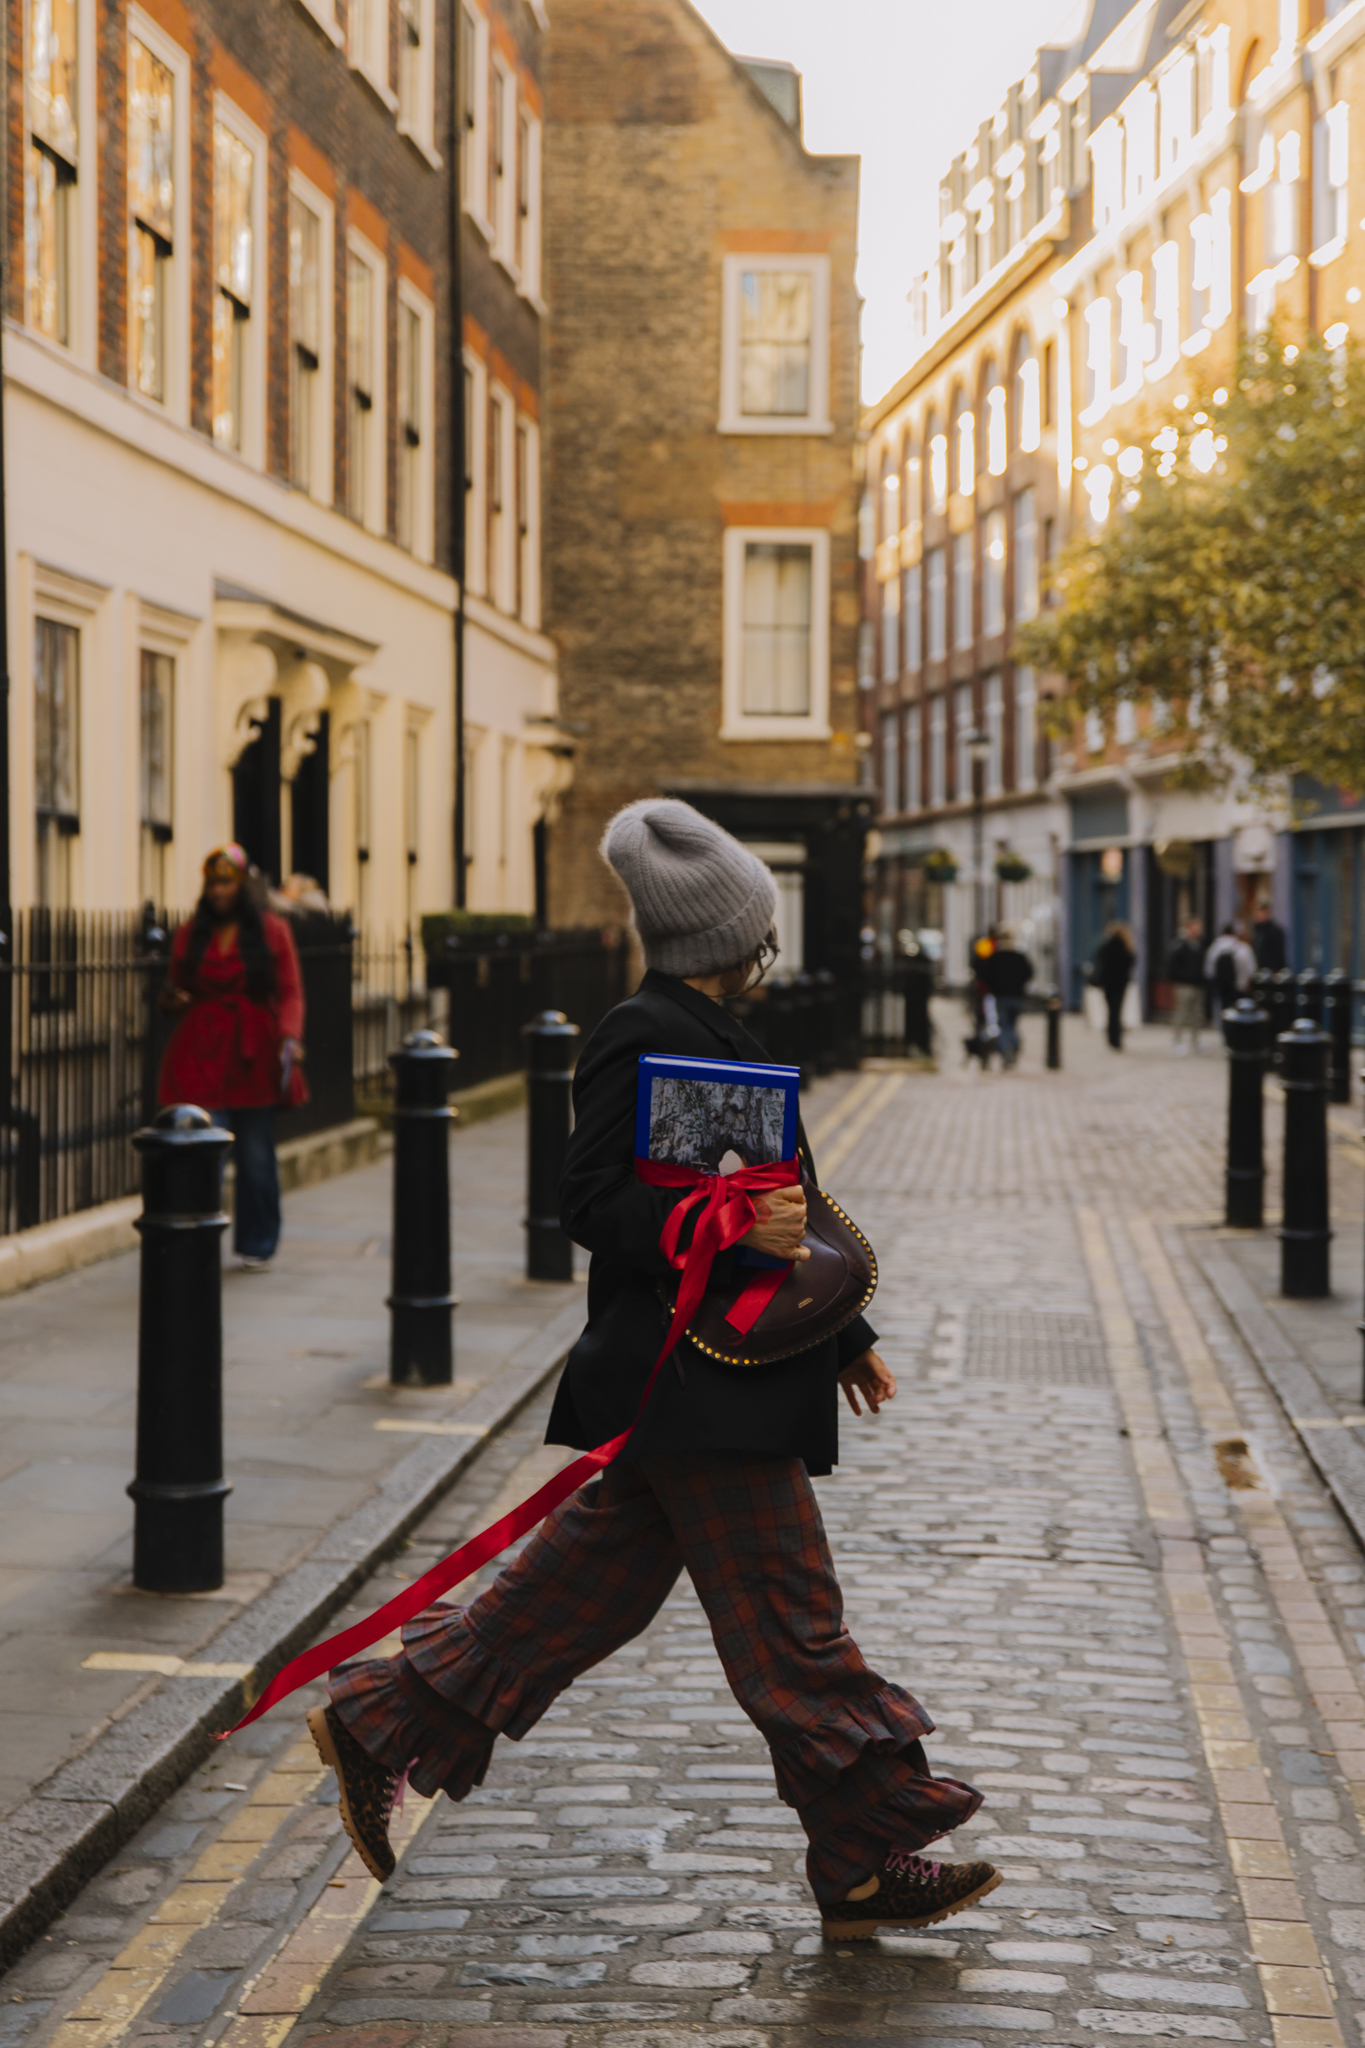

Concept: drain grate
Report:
left=962, top=1308, right=1111, bottom=1385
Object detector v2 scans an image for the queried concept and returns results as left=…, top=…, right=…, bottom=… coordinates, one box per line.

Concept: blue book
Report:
left=635, top=1055, right=800, bottom=1270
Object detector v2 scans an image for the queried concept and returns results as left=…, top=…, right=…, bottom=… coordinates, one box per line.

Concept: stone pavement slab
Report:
left=22, top=1013, right=1365, bottom=2045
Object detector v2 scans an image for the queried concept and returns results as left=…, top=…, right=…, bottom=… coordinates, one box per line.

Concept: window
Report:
left=742, top=544, right=811, bottom=715
left=515, top=415, right=539, bottom=625
left=1014, top=336, right=1040, bottom=452
left=985, top=380, right=1007, bottom=475
left=722, top=528, right=830, bottom=739
left=463, top=348, right=488, bottom=595
left=139, top=648, right=173, bottom=903
left=928, top=424, right=948, bottom=511
left=289, top=190, right=322, bottom=492
left=1266, top=130, right=1301, bottom=265
left=211, top=120, right=252, bottom=450
left=353, top=717, right=372, bottom=923
left=397, top=294, right=423, bottom=553
left=1015, top=667, right=1037, bottom=790
left=128, top=36, right=174, bottom=403
left=1312, top=103, right=1349, bottom=259
left=1149, top=240, right=1180, bottom=379
left=984, top=673, right=1003, bottom=797
left=348, top=0, right=389, bottom=96
left=952, top=531, right=973, bottom=650
left=928, top=694, right=946, bottom=807
left=1124, top=84, right=1156, bottom=211
left=903, top=562, right=922, bottom=674
left=953, top=397, right=975, bottom=495
left=1091, top=118, right=1124, bottom=232
left=346, top=245, right=379, bottom=528
left=1013, top=488, right=1038, bottom=621
left=1080, top=296, right=1112, bottom=424
left=25, top=0, right=78, bottom=345
left=905, top=704, right=921, bottom=814
left=1115, top=269, right=1145, bottom=401
left=982, top=509, right=1006, bottom=635
left=397, top=0, right=434, bottom=149
left=1160, top=53, right=1194, bottom=176
left=720, top=254, right=831, bottom=434
left=404, top=723, right=420, bottom=922
left=926, top=546, right=947, bottom=661
left=460, top=2, right=488, bottom=225
left=880, top=710, right=900, bottom=815
left=490, top=61, right=515, bottom=263
left=953, top=681, right=973, bottom=799
left=515, top=103, right=532, bottom=276
left=34, top=617, right=79, bottom=908
left=880, top=575, right=900, bottom=683
left=489, top=387, right=511, bottom=608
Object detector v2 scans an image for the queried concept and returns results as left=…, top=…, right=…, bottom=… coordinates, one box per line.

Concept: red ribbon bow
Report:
left=216, top=1157, right=799, bottom=1738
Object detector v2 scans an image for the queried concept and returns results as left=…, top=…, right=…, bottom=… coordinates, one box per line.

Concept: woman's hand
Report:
left=283, top=1036, right=305, bottom=1063
left=738, top=1185, right=810, bottom=1263
left=839, top=1349, right=896, bottom=1416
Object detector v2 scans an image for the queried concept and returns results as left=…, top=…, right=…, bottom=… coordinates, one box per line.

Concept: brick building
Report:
left=541, top=0, right=869, bottom=990
left=5, top=0, right=559, bottom=922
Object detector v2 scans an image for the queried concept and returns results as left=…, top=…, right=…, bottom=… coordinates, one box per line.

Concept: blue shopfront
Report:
left=1068, top=788, right=1134, bottom=1010
left=1290, top=780, right=1365, bottom=976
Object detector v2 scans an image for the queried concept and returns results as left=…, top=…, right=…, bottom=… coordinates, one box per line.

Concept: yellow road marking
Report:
left=81, top=1652, right=254, bottom=1678
left=372, top=1417, right=488, bottom=1437
left=819, top=1074, right=904, bottom=1186
left=805, top=1071, right=881, bottom=1153
left=1085, top=1209, right=1345, bottom=2048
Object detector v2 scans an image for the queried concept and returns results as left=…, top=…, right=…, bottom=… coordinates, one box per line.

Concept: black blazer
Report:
left=546, top=969, right=878, bottom=1476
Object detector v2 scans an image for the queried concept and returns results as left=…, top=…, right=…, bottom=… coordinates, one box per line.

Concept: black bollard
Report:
left=1268, top=970, right=1296, bottom=1066
left=1279, top=1018, right=1332, bottom=1299
left=389, top=1029, right=459, bottom=1385
left=524, top=1010, right=580, bottom=1282
left=1324, top=969, right=1353, bottom=1105
left=128, top=1105, right=234, bottom=1592
left=1296, top=967, right=1325, bottom=1025
left=1046, top=990, right=1062, bottom=1071
left=1224, top=999, right=1267, bottom=1229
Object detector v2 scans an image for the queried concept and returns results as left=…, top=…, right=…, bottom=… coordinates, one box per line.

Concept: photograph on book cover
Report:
left=637, top=1055, right=799, bottom=1173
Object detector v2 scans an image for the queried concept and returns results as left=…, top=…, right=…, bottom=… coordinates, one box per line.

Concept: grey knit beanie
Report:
left=600, top=799, right=778, bottom=978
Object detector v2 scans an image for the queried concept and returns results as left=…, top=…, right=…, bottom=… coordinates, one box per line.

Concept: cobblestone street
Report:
left=15, top=1019, right=1365, bottom=2048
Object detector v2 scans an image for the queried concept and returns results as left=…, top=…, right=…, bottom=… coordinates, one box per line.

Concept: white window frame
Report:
left=211, top=94, right=268, bottom=470
left=135, top=599, right=194, bottom=907
left=517, top=110, right=543, bottom=306
left=490, top=57, right=517, bottom=270
left=880, top=572, right=900, bottom=683
left=487, top=381, right=517, bottom=610
left=984, top=672, right=1003, bottom=798
left=293, top=0, right=343, bottom=47
left=925, top=544, right=947, bottom=661
left=345, top=227, right=387, bottom=536
left=928, top=693, right=946, bottom=808
left=397, top=0, right=437, bottom=159
left=463, top=346, right=488, bottom=596
left=903, top=561, right=921, bottom=675
left=396, top=277, right=435, bottom=562
left=348, top=0, right=395, bottom=109
left=515, top=412, right=541, bottom=627
left=287, top=167, right=335, bottom=506
left=905, top=702, right=921, bottom=814
left=22, top=562, right=110, bottom=910
left=721, top=525, right=831, bottom=742
left=952, top=531, right=973, bottom=651
left=460, top=1, right=490, bottom=233
left=719, top=252, right=833, bottom=436
left=23, top=0, right=98, bottom=365
left=1148, top=238, right=1181, bottom=380
left=1015, top=665, right=1037, bottom=791
left=982, top=508, right=1006, bottom=636
left=1079, top=295, right=1112, bottom=426
left=127, top=8, right=190, bottom=426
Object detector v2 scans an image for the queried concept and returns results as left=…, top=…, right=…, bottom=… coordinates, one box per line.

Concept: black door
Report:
left=291, top=710, right=330, bottom=892
left=232, top=698, right=282, bottom=883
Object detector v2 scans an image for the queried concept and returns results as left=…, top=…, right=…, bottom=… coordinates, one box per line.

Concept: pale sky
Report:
left=690, top=0, right=1090, bottom=406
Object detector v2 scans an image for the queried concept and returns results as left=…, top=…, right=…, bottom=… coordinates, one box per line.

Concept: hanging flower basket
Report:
left=994, top=852, right=1033, bottom=883
left=921, top=848, right=960, bottom=883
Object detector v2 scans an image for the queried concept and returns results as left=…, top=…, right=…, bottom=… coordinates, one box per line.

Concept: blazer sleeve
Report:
left=268, top=917, right=306, bottom=1040
left=559, top=1019, right=702, bottom=1275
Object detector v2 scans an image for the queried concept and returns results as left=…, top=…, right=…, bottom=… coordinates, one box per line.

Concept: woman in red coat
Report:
left=159, top=844, right=306, bottom=1270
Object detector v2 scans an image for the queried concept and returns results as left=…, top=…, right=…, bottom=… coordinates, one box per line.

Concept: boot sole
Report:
left=306, top=1704, right=395, bottom=1885
left=821, top=1865, right=1003, bottom=1941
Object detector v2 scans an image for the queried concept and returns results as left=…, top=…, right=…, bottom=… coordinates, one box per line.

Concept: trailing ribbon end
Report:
left=216, top=1155, right=798, bottom=1738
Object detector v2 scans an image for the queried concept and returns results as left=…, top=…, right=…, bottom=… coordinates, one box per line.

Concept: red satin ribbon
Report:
left=218, top=1156, right=799, bottom=1736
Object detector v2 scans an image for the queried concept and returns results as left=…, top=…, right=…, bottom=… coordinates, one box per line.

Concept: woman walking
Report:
left=1094, top=918, right=1137, bottom=1050
left=159, top=844, right=306, bottom=1270
left=308, top=799, right=998, bottom=1938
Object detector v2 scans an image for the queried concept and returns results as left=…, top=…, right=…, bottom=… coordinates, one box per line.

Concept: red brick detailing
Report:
left=287, top=124, right=336, bottom=198
left=718, top=228, right=835, bottom=253
left=396, top=240, right=433, bottom=298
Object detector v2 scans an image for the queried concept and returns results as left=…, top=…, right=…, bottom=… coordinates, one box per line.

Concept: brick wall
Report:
left=542, top=0, right=862, bottom=930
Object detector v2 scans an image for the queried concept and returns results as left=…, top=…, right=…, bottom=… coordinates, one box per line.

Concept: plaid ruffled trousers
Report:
left=329, top=1451, right=980, bottom=1905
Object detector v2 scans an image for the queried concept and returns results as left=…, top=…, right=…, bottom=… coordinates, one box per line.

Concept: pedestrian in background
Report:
left=1166, top=916, right=1206, bottom=1056
left=1093, top=920, right=1137, bottom=1050
left=1252, top=902, right=1288, bottom=974
left=979, top=925, right=1033, bottom=1068
left=1204, top=921, right=1255, bottom=1024
left=159, top=845, right=307, bottom=1271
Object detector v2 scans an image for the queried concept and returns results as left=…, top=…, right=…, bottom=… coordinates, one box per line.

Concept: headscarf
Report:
left=203, top=843, right=249, bottom=881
